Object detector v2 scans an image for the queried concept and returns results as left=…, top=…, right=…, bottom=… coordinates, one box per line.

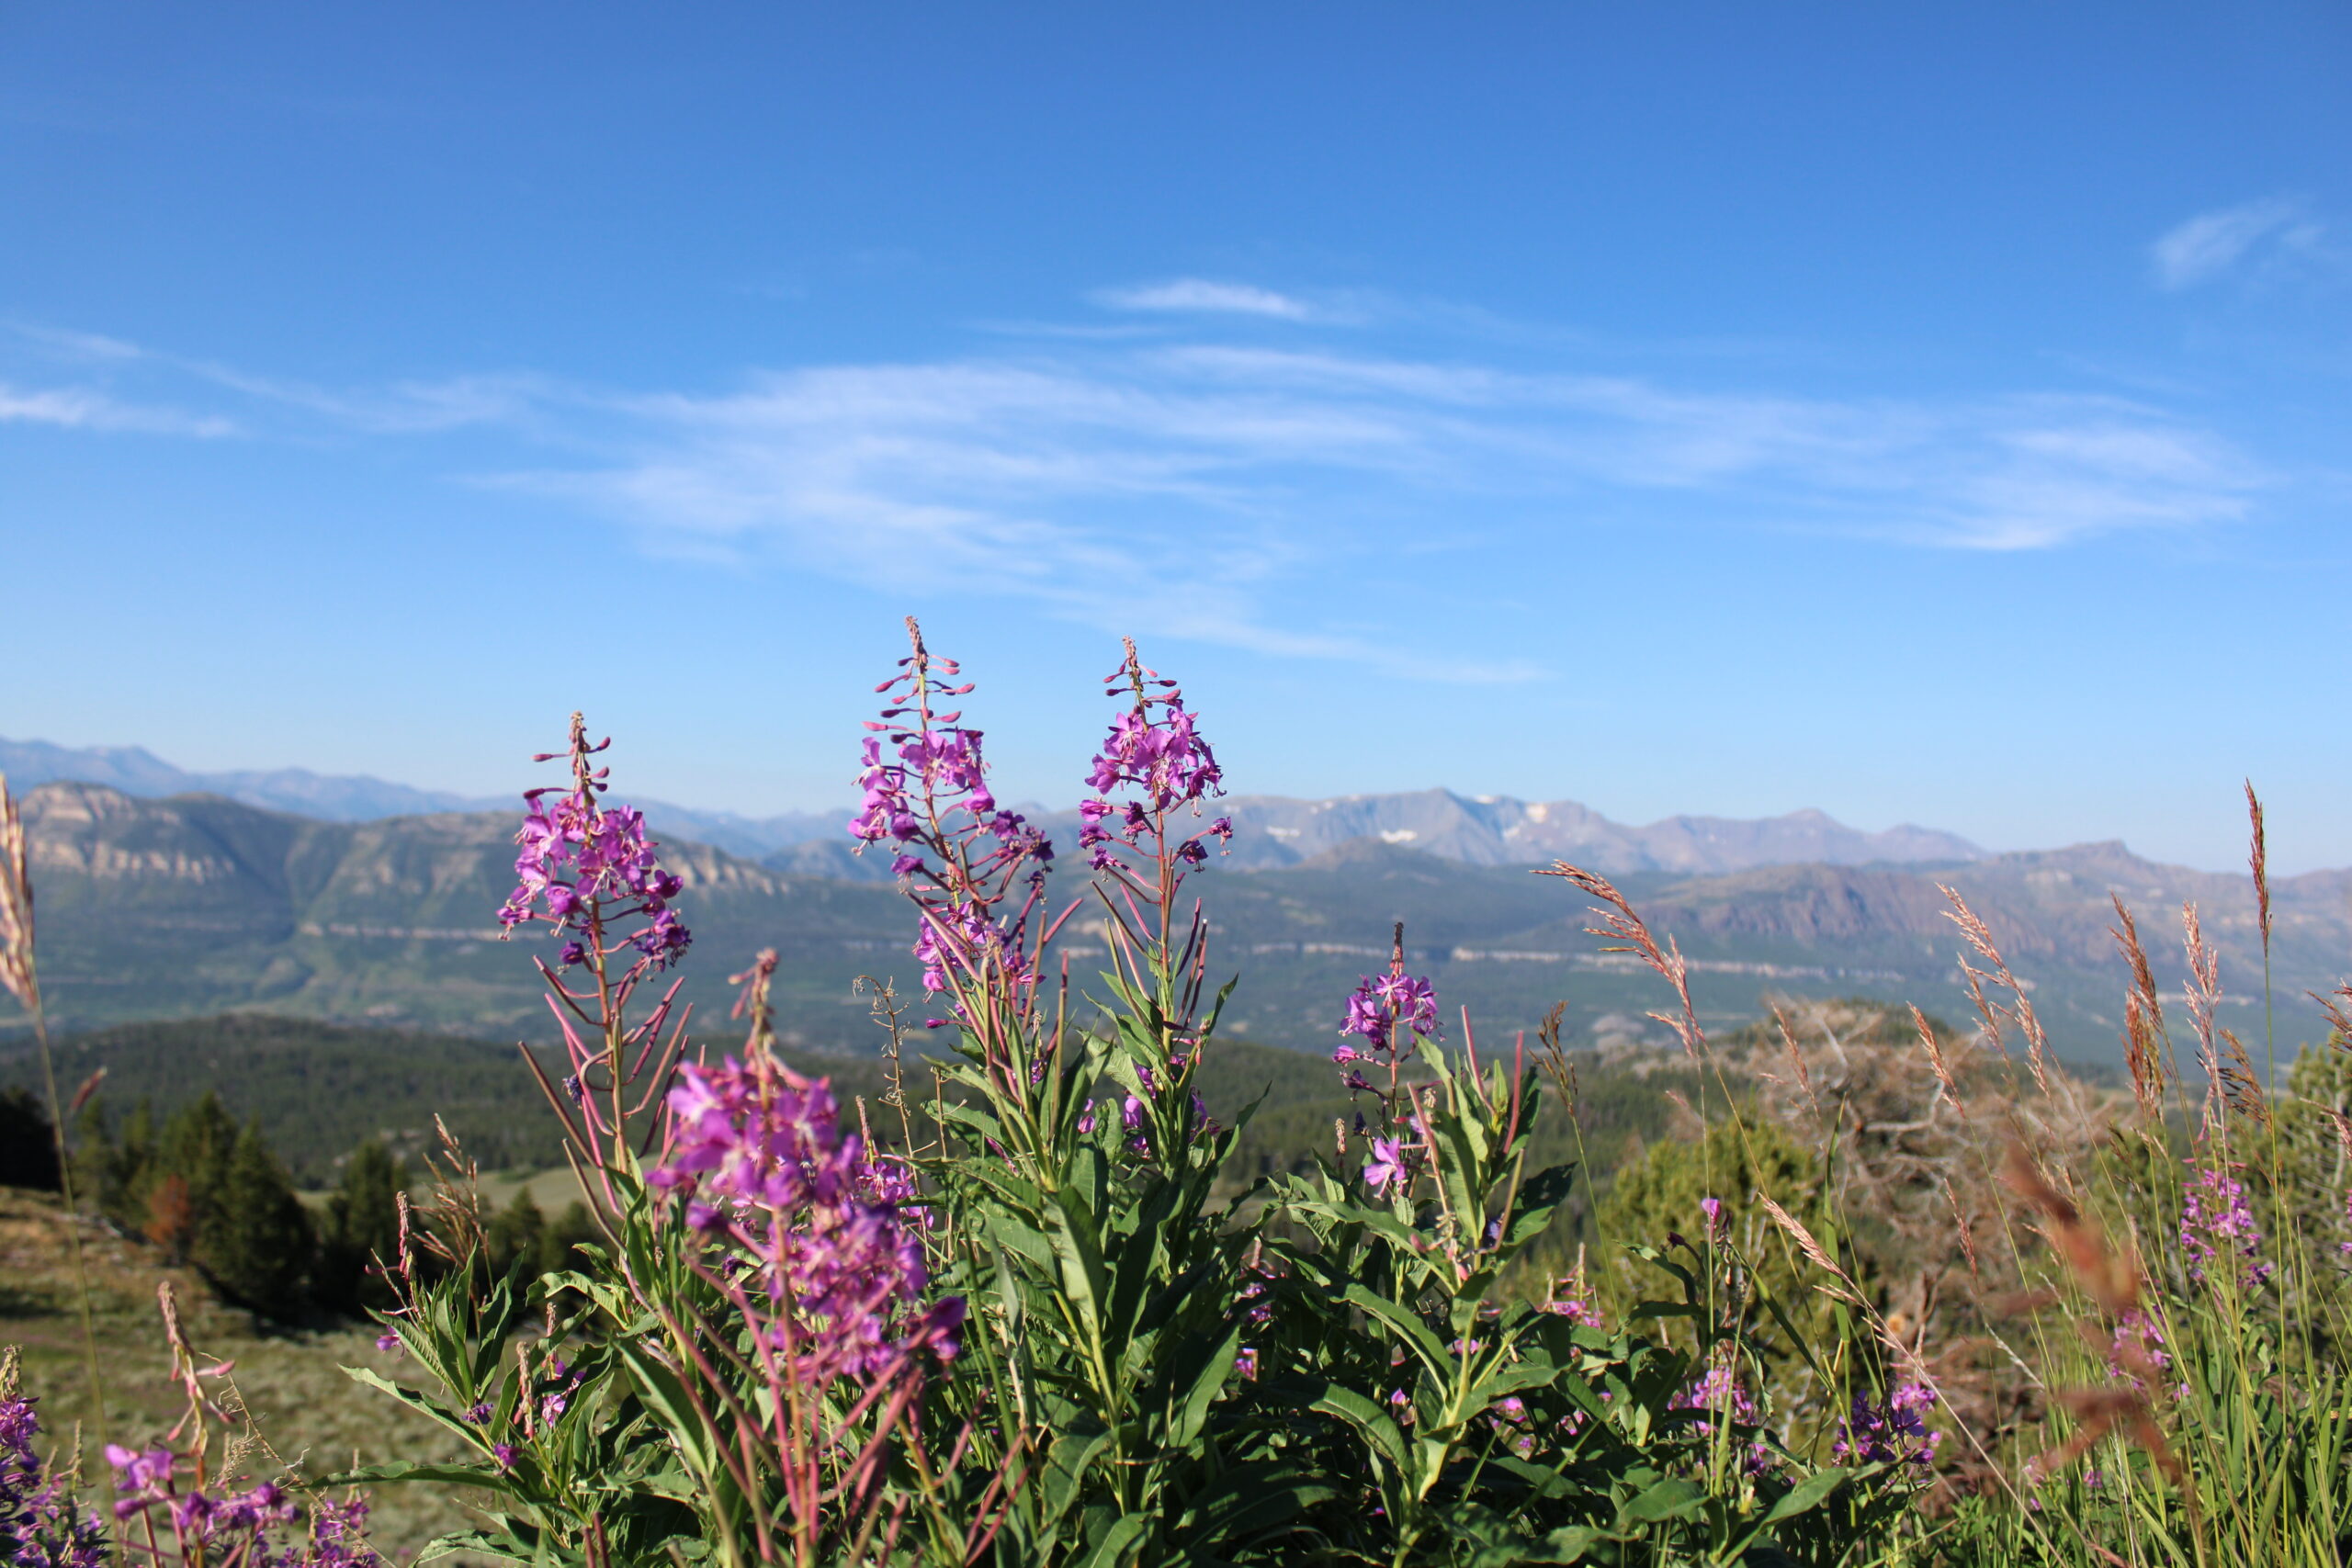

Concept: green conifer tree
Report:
left=0, top=1087, right=60, bottom=1190
left=317, top=1140, right=407, bottom=1315
left=200, top=1124, right=315, bottom=1313
left=88, top=1098, right=161, bottom=1232
left=161, top=1091, right=240, bottom=1245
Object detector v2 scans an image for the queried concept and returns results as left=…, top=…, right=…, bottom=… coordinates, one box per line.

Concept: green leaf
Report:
left=412, top=1529, right=537, bottom=1565
left=1622, top=1475, right=1705, bottom=1523
left=1042, top=1423, right=1115, bottom=1528
left=1539, top=1525, right=1605, bottom=1562
left=1298, top=1379, right=1412, bottom=1473
left=1073, top=1510, right=1152, bottom=1568
left=983, top=1213, right=1057, bottom=1269
left=1504, top=1162, right=1579, bottom=1247
left=1341, top=1283, right=1452, bottom=1379
left=1170, top=1322, right=1244, bottom=1449
left=340, top=1367, right=485, bottom=1445
left=1758, top=1465, right=1854, bottom=1525
left=1169, top=1468, right=1332, bottom=1563
left=324, top=1460, right=521, bottom=1496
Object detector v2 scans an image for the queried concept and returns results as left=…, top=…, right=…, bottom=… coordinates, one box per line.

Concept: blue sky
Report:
left=3, top=4, right=2347, bottom=869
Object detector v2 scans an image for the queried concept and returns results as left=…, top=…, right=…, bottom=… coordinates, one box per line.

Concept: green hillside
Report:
left=11, top=780, right=2333, bottom=1068
left=1, top=1013, right=1692, bottom=1236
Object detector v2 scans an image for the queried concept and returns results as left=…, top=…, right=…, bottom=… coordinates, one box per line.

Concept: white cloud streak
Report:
left=476, top=340, right=2264, bottom=677
left=2151, top=197, right=2325, bottom=289
left=2, top=303, right=2270, bottom=675
left=0, top=382, right=234, bottom=436
left=1093, top=277, right=1318, bottom=320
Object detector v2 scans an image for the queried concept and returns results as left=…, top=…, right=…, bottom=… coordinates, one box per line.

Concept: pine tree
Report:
left=0, top=1088, right=59, bottom=1190
left=200, top=1125, right=314, bottom=1312
left=163, top=1092, right=239, bottom=1234
left=82, top=1097, right=162, bottom=1232
left=317, top=1141, right=407, bottom=1315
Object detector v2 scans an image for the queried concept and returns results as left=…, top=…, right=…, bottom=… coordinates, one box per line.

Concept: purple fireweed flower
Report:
left=1363, top=1136, right=1408, bottom=1191
left=492, top=1444, right=518, bottom=1472
left=80, top=1405, right=380, bottom=1567
left=1673, top=1365, right=1757, bottom=1434
left=3, top=1391, right=108, bottom=1568
left=632, top=908, right=690, bottom=964
left=1544, top=1268, right=1602, bottom=1328
left=2108, top=1309, right=2186, bottom=1397
left=303, top=1496, right=386, bottom=1568
left=1699, top=1196, right=1724, bottom=1241
left=374, top=1332, right=401, bottom=1353
left=651, top=1052, right=959, bottom=1388
left=462, top=1401, right=492, bottom=1424
left=497, top=738, right=693, bottom=974
left=1084, top=695, right=1223, bottom=815
left=1080, top=643, right=1231, bottom=880
left=2178, top=1156, right=2272, bottom=1289
left=852, top=631, right=1075, bottom=1059
left=1834, top=1382, right=1941, bottom=1475
left=1677, top=1360, right=1773, bottom=1474
left=1338, top=968, right=1440, bottom=1098
left=106, top=1445, right=174, bottom=1498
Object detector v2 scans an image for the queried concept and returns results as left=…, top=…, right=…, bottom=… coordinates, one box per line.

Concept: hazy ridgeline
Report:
left=7, top=770, right=2340, bottom=1071
left=4, top=637, right=2351, bottom=1567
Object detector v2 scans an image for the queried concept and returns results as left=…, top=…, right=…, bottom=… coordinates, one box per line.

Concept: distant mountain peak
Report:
left=1179, top=789, right=1984, bottom=877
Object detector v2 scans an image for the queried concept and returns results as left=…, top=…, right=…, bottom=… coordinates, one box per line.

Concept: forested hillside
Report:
left=6, top=780, right=2334, bottom=1065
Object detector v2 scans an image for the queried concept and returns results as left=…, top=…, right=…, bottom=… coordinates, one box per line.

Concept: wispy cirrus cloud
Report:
left=0, top=381, right=234, bottom=436
left=482, top=336, right=2262, bottom=679
left=1, top=293, right=2273, bottom=675
left=4, top=321, right=536, bottom=434
left=1092, top=277, right=1320, bottom=320
left=2151, top=197, right=2329, bottom=289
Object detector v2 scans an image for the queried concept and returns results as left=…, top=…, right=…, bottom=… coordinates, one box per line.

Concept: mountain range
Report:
left=0, top=736, right=841, bottom=860
left=6, top=775, right=2340, bottom=1071
left=5, top=735, right=1979, bottom=876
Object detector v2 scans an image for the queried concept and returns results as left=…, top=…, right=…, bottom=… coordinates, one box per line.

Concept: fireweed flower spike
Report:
left=1833, top=1382, right=1942, bottom=1475
left=1337, top=922, right=1439, bottom=1123
left=1071, top=638, right=1239, bottom=1151
left=2, top=1375, right=107, bottom=1568
left=499, top=715, right=696, bottom=1196
left=848, top=621, right=1059, bottom=1079
left=1079, top=638, right=1230, bottom=892
left=650, top=1049, right=962, bottom=1386
left=2177, top=1155, right=2272, bottom=1289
